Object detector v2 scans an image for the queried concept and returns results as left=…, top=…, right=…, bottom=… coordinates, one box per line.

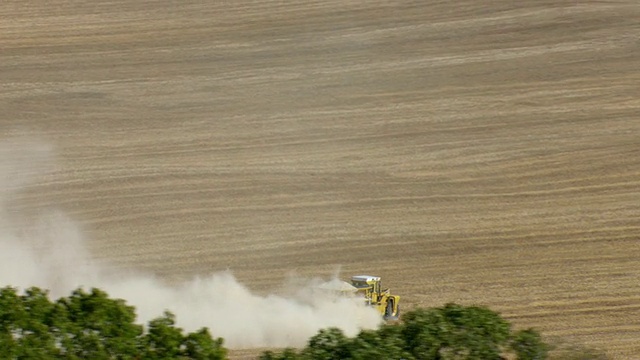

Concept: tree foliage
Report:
left=263, top=303, right=550, bottom=360
left=511, top=328, right=549, bottom=360
left=0, top=285, right=596, bottom=360
left=0, top=286, right=227, bottom=360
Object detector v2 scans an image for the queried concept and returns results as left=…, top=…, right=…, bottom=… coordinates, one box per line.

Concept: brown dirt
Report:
left=2, top=0, right=639, bottom=358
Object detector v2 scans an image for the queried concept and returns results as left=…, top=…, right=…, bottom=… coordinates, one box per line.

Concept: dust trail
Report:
left=0, top=138, right=381, bottom=348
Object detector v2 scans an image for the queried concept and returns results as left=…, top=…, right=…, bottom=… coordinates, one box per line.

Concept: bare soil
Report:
left=2, top=0, right=639, bottom=358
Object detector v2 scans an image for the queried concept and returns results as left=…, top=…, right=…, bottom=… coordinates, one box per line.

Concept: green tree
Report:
left=182, top=327, right=227, bottom=360
left=262, top=303, right=551, bottom=360
left=401, top=307, right=451, bottom=359
left=349, top=325, right=414, bottom=360
left=141, top=311, right=192, bottom=359
left=259, top=348, right=304, bottom=360
left=0, top=286, right=228, bottom=360
left=22, top=287, right=62, bottom=358
left=0, top=287, right=20, bottom=357
left=401, top=303, right=511, bottom=359
left=0, top=286, right=61, bottom=358
left=511, top=329, right=548, bottom=360
left=301, top=328, right=351, bottom=360
left=58, top=287, right=142, bottom=359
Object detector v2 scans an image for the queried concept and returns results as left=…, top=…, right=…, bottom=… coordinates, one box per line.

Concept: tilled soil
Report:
left=2, top=0, right=639, bottom=358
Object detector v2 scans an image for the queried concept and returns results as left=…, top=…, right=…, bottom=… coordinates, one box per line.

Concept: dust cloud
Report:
left=0, top=138, right=381, bottom=348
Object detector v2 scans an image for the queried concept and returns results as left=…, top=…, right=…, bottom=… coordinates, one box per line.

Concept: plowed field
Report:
left=2, top=0, right=639, bottom=358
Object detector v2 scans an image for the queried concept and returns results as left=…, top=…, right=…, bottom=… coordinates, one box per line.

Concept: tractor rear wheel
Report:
left=384, top=300, right=394, bottom=318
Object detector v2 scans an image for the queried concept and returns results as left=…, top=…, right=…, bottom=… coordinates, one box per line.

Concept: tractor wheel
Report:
left=384, top=301, right=394, bottom=319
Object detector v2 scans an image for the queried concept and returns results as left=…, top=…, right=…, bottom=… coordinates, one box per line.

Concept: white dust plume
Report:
left=0, top=138, right=381, bottom=348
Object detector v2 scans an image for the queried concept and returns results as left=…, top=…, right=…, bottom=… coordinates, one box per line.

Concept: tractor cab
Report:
left=351, top=275, right=385, bottom=304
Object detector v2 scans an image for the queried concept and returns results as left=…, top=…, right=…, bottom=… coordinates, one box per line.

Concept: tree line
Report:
left=0, top=286, right=607, bottom=359
left=0, top=286, right=226, bottom=359
left=261, top=303, right=548, bottom=360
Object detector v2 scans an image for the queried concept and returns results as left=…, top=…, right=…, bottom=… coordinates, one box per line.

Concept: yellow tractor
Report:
left=350, top=275, right=400, bottom=320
